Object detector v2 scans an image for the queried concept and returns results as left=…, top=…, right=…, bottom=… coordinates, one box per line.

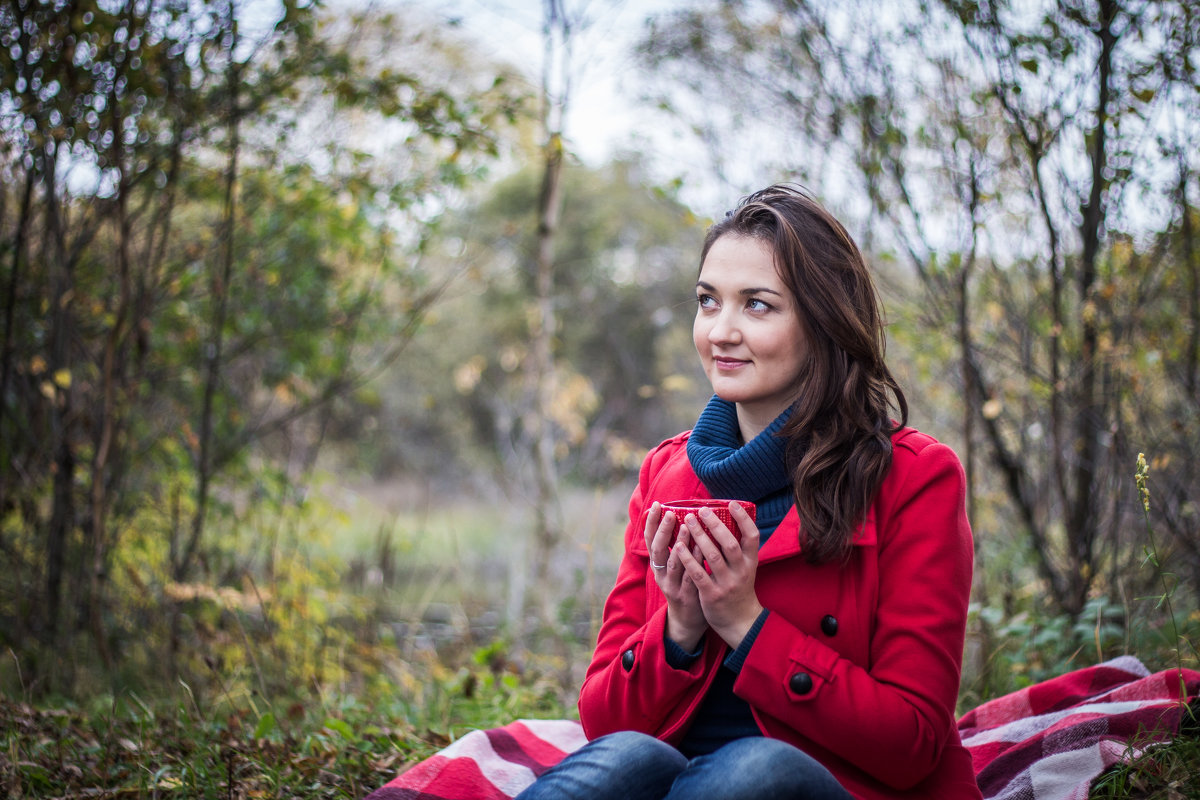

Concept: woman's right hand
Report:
left=644, top=502, right=707, bottom=651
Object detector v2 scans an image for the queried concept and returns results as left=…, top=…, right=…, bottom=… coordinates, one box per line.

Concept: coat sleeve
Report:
left=732, top=439, right=974, bottom=790
left=576, top=439, right=721, bottom=741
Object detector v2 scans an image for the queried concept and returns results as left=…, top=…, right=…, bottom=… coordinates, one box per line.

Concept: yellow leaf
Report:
left=53, top=369, right=71, bottom=389
left=30, top=355, right=47, bottom=375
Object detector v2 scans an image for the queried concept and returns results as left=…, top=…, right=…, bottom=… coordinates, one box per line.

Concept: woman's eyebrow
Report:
left=696, top=280, right=784, bottom=297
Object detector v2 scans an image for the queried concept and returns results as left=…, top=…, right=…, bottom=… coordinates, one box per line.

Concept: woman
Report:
left=517, top=185, right=981, bottom=799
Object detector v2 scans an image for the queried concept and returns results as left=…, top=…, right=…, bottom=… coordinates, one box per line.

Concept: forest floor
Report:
left=3, top=680, right=1197, bottom=799
left=0, top=649, right=574, bottom=799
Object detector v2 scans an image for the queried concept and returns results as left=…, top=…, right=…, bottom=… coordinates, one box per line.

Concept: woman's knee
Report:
left=714, top=736, right=812, bottom=771
left=589, top=730, right=689, bottom=771
left=517, top=731, right=687, bottom=800
left=673, top=737, right=851, bottom=799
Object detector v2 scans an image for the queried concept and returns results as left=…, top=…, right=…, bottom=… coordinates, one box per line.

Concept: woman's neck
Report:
left=735, top=403, right=780, bottom=443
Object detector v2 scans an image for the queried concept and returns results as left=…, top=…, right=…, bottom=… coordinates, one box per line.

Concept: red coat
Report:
left=577, top=427, right=982, bottom=800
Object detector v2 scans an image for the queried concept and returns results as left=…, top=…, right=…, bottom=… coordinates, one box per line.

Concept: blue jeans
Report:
left=514, top=731, right=854, bottom=800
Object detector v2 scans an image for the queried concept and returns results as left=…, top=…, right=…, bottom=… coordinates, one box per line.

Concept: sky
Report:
left=411, top=0, right=690, bottom=167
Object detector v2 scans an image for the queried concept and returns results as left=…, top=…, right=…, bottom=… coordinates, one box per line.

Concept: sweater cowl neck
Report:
left=685, top=396, right=795, bottom=536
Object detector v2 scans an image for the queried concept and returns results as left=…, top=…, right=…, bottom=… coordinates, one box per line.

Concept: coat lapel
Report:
left=758, top=505, right=878, bottom=565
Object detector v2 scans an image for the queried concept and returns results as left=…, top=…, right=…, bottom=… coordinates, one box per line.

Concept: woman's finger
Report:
left=674, top=538, right=709, bottom=585
left=644, top=503, right=678, bottom=574
left=654, top=511, right=678, bottom=569
left=729, top=500, right=761, bottom=556
left=685, top=513, right=725, bottom=568
left=642, top=502, right=660, bottom=552
left=698, top=507, right=740, bottom=554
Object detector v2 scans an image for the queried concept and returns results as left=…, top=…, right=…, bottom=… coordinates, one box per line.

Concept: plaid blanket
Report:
left=363, top=719, right=588, bottom=800
left=364, top=657, right=1198, bottom=800
left=959, top=655, right=1198, bottom=799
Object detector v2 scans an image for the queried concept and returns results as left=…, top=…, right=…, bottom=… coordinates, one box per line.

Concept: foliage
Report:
left=638, top=0, right=1200, bottom=619
left=348, top=156, right=710, bottom=487
left=962, top=454, right=1200, bottom=705
left=0, top=0, right=527, bottom=696
left=1085, top=455, right=1200, bottom=799
left=0, top=463, right=580, bottom=797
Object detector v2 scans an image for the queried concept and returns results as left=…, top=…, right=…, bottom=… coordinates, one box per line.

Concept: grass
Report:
left=1, top=650, right=573, bottom=799
left=1089, top=724, right=1200, bottom=799
left=1082, top=456, right=1200, bottom=799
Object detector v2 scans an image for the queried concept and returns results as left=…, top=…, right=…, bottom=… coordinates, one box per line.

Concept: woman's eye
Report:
left=697, top=294, right=717, bottom=309
left=747, top=298, right=771, bottom=312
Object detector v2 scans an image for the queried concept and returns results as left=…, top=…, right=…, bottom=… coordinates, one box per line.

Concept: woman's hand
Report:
left=674, top=501, right=764, bottom=649
left=644, top=502, right=707, bottom=651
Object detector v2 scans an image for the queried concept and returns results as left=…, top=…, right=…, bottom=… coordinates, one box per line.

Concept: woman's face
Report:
left=693, top=234, right=807, bottom=437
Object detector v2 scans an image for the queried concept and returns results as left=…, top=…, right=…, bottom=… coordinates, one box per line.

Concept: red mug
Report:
left=659, top=499, right=756, bottom=545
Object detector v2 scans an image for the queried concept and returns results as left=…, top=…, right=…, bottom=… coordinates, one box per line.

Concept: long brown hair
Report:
left=700, top=184, right=908, bottom=563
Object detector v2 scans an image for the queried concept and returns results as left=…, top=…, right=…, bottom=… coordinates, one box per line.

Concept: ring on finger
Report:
left=650, top=560, right=667, bottom=571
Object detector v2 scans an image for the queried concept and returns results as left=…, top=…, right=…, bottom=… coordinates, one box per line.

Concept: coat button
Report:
left=621, top=649, right=635, bottom=671
left=789, top=672, right=813, bottom=695
left=821, top=615, right=839, bottom=636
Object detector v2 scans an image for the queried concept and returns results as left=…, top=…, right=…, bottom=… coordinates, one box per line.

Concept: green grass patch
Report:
left=1089, top=713, right=1200, bottom=799
left=0, top=645, right=572, bottom=799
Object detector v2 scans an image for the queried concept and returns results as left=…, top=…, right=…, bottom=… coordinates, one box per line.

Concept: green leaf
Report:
left=253, top=711, right=277, bottom=739
left=323, top=717, right=355, bottom=741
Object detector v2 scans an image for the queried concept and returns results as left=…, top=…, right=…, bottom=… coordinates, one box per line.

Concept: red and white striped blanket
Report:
left=959, top=655, right=1197, bottom=799
left=363, top=656, right=1198, bottom=800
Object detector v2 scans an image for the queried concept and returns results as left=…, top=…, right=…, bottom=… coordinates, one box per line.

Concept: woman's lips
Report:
left=713, top=356, right=750, bottom=370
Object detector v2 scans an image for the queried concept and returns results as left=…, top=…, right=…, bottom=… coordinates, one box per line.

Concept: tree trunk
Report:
left=86, top=72, right=136, bottom=671
left=522, top=0, right=570, bottom=638
left=531, top=131, right=564, bottom=589
left=1066, top=0, right=1118, bottom=616
left=1181, top=160, right=1198, bottom=398
left=178, top=54, right=240, bottom=588
left=0, top=172, right=35, bottom=519
left=43, top=147, right=75, bottom=648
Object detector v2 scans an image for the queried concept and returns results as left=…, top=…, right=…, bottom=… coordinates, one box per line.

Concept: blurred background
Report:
left=1, top=0, right=1198, bottom=760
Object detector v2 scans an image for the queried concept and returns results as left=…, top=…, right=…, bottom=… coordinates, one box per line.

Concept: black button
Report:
left=789, top=672, right=813, bottom=695
left=820, top=615, right=838, bottom=636
left=621, top=649, right=635, bottom=671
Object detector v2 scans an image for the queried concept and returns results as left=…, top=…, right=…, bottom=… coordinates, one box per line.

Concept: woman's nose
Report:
left=708, top=309, right=740, bottom=344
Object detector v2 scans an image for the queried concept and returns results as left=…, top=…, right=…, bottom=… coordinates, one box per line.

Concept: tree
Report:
left=638, top=0, right=1200, bottom=615
left=0, top=0, right=235, bottom=684
left=0, top=0, right=524, bottom=694
left=524, top=0, right=573, bottom=631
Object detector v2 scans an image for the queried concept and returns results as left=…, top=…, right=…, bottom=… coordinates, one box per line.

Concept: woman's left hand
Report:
left=674, top=501, right=764, bottom=649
